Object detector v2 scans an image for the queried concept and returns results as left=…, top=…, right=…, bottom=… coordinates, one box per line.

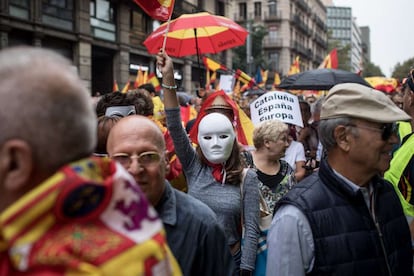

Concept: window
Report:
left=268, top=0, right=277, bottom=16
left=9, top=0, right=30, bottom=20
left=254, top=2, right=261, bottom=18
left=269, top=52, right=279, bottom=71
left=130, top=10, right=151, bottom=45
left=130, top=10, right=149, bottom=33
left=268, top=26, right=278, bottom=43
left=90, top=0, right=116, bottom=41
left=42, top=0, right=74, bottom=30
left=239, top=3, right=247, bottom=20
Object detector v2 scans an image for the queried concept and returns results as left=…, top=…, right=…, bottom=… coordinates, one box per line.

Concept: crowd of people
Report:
left=1, top=45, right=414, bottom=276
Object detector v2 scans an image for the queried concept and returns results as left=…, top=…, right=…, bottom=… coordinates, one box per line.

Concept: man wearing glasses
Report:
left=267, top=83, right=413, bottom=276
left=385, top=69, right=414, bottom=256
left=106, top=115, right=235, bottom=276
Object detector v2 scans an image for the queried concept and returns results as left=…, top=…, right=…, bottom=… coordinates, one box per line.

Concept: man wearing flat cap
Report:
left=267, top=83, right=413, bottom=276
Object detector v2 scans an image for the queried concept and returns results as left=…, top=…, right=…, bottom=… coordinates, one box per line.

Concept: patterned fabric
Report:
left=241, top=151, right=296, bottom=214
left=256, top=161, right=296, bottom=214
left=0, top=157, right=181, bottom=275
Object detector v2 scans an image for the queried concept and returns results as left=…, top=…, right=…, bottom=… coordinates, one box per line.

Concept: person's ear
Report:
left=334, top=125, right=351, bottom=152
left=264, top=139, right=272, bottom=149
left=0, top=140, right=33, bottom=192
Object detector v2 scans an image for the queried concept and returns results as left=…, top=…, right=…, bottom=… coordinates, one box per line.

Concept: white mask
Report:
left=198, top=113, right=235, bottom=164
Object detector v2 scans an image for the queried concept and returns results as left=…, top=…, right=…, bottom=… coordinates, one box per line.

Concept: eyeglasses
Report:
left=348, top=123, right=398, bottom=141
left=111, top=151, right=161, bottom=167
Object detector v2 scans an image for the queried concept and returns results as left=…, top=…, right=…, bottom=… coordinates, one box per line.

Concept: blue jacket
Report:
left=276, top=159, right=413, bottom=276
left=156, top=181, right=235, bottom=276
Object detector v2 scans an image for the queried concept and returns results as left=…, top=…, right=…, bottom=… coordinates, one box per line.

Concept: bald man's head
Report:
left=107, top=116, right=165, bottom=153
left=107, top=115, right=167, bottom=206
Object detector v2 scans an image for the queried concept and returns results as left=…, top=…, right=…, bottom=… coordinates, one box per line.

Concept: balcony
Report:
left=174, top=1, right=200, bottom=15
left=263, top=37, right=283, bottom=48
left=293, top=15, right=311, bottom=36
left=314, top=15, right=326, bottom=29
left=314, top=33, right=327, bottom=49
left=264, top=10, right=283, bottom=22
left=233, top=14, right=247, bottom=23
left=296, top=0, right=310, bottom=13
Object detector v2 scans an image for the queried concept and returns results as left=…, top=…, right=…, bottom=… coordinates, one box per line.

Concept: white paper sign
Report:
left=250, top=91, right=303, bottom=127
left=219, top=75, right=234, bottom=93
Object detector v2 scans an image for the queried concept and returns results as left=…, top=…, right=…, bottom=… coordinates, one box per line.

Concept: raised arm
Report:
left=156, top=50, right=179, bottom=109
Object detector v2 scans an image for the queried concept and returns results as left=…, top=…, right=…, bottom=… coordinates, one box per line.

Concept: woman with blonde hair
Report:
left=246, top=119, right=297, bottom=213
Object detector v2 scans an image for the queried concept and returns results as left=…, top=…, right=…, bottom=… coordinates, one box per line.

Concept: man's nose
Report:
left=127, top=158, right=144, bottom=175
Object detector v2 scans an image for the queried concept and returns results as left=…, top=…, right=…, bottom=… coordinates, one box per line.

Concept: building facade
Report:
left=228, top=0, right=328, bottom=80
left=359, top=26, right=371, bottom=66
left=326, top=5, right=363, bottom=72
left=0, top=0, right=228, bottom=95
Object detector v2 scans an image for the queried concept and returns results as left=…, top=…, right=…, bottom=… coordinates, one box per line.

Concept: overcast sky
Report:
left=333, top=0, right=414, bottom=77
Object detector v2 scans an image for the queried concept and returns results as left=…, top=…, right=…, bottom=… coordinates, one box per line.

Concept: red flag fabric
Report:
left=273, top=73, right=281, bottom=89
left=121, top=81, right=131, bottom=93
left=288, top=56, right=300, bottom=75
left=235, top=69, right=256, bottom=88
left=133, top=0, right=175, bottom=21
left=134, top=68, right=144, bottom=88
left=365, top=77, right=398, bottom=93
left=202, top=56, right=228, bottom=72
left=147, top=73, right=161, bottom=92
left=143, top=70, right=148, bottom=84
left=203, top=56, right=228, bottom=90
left=113, top=80, right=119, bottom=92
left=318, top=48, right=338, bottom=69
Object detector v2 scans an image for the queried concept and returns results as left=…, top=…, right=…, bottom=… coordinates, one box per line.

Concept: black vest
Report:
left=276, top=159, right=413, bottom=276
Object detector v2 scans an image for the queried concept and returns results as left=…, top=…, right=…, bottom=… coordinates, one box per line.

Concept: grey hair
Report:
left=319, top=117, right=355, bottom=151
left=0, top=47, right=97, bottom=174
left=253, top=119, right=288, bottom=149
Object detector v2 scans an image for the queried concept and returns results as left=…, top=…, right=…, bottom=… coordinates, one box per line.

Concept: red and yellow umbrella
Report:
left=143, top=12, right=248, bottom=57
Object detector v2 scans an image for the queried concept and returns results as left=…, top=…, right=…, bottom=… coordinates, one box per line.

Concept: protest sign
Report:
left=219, top=74, right=234, bottom=93
left=250, top=91, right=303, bottom=127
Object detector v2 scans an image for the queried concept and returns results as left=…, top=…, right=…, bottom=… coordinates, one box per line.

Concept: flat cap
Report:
left=320, top=83, right=411, bottom=123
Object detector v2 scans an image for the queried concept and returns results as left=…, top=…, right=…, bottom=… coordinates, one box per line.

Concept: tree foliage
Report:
left=362, top=61, right=383, bottom=77
left=232, top=23, right=267, bottom=73
left=391, top=57, right=414, bottom=80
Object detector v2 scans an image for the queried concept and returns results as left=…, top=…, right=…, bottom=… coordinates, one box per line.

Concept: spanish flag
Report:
left=113, top=80, right=119, bottom=92
left=203, top=56, right=228, bottom=72
left=203, top=56, right=227, bottom=90
left=288, top=56, right=300, bottom=75
left=318, top=48, right=338, bottom=69
left=121, top=81, right=131, bottom=93
left=273, top=73, right=281, bottom=89
left=134, top=68, right=144, bottom=88
left=142, top=69, right=148, bottom=84
left=235, top=69, right=256, bottom=88
left=147, top=72, right=161, bottom=92
left=133, top=0, right=175, bottom=21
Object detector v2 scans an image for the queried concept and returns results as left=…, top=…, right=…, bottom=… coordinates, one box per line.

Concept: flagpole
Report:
left=161, top=8, right=174, bottom=52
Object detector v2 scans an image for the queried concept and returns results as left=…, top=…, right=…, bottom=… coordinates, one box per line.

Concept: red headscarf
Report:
left=189, top=90, right=249, bottom=146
